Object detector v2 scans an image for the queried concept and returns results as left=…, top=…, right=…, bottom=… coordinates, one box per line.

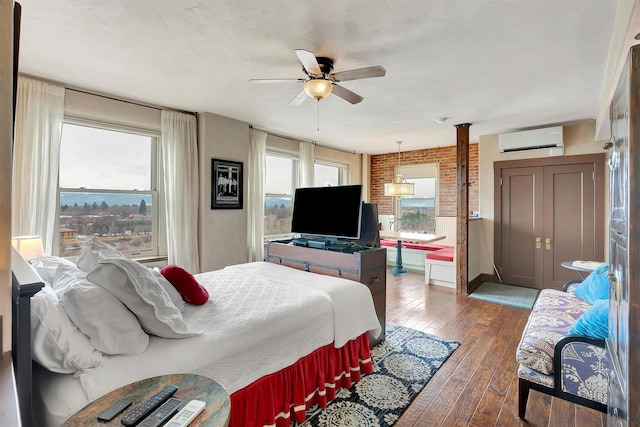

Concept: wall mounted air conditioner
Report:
left=498, top=126, right=564, bottom=153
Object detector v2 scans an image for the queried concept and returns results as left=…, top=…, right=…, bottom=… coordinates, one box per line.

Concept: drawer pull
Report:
left=368, top=277, right=380, bottom=285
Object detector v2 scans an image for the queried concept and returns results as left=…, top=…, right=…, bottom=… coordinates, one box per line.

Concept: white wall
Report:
left=476, top=120, right=609, bottom=277
left=1, top=0, right=13, bottom=352
left=197, top=112, right=250, bottom=272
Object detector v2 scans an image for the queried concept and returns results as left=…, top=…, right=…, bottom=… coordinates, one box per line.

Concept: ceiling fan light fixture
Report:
left=303, top=79, right=333, bottom=100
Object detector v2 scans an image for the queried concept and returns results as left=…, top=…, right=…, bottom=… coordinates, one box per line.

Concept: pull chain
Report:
left=317, top=99, right=320, bottom=131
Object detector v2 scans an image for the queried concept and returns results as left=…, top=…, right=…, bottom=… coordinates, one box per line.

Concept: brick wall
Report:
left=370, top=144, right=479, bottom=216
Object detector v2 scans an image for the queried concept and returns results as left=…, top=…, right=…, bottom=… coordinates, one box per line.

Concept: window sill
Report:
left=136, top=255, right=168, bottom=265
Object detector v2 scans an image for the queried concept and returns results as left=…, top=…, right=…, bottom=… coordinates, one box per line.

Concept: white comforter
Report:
left=34, top=262, right=381, bottom=426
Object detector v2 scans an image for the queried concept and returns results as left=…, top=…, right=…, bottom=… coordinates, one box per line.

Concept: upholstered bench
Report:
left=516, top=268, right=610, bottom=418
left=379, top=240, right=450, bottom=271
left=424, top=246, right=455, bottom=288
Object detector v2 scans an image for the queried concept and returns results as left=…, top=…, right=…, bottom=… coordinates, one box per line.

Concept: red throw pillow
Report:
left=160, top=265, right=209, bottom=305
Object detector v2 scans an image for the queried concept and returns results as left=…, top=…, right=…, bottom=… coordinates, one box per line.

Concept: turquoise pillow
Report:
left=569, top=299, right=609, bottom=339
left=573, top=263, right=609, bottom=303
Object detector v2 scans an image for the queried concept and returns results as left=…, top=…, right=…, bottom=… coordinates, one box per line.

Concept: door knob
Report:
left=545, top=238, right=551, bottom=250
left=535, top=237, right=541, bottom=249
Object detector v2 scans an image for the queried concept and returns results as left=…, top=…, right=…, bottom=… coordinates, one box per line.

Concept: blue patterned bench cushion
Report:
left=516, top=289, right=591, bottom=375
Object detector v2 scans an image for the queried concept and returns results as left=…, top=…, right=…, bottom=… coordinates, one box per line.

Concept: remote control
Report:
left=137, top=398, right=182, bottom=427
left=164, top=399, right=206, bottom=427
left=121, top=385, right=178, bottom=426
left=97, top=399, right=132, bottom=422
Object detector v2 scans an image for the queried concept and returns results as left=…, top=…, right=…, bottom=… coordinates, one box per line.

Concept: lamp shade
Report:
left=384, top=174, right=416, bottom=196
left=303, top=79, right=333, bottom=100
left=12, top=235, right=43, bottom=260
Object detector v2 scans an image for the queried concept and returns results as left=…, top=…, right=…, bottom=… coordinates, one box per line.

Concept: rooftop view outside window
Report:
left=58, top=123, right=157, bottom=257
left=264, top=155, right=295, bottom=236
left=396, top=177, right=437, bottom=233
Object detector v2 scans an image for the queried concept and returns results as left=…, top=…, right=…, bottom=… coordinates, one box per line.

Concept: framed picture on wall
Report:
left=211, top=158, right=243, bottom=209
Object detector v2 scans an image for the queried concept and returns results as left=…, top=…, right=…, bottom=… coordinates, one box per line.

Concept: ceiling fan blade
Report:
left=289, top=89, right=308, bottom=106
left=331, top=84, right=363, bottom=104
left=294, top=49, right=322, bottom=76
left=331, top=66, right=386, bottom=82
left=249, top=78, right=305, bottom=83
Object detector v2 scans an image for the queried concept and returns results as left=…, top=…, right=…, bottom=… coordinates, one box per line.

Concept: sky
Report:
left=59, top=123, right=151, bottom=190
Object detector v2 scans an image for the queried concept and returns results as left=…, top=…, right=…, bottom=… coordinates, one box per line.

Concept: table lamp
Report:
left=11, top=235, right=43, bottom=261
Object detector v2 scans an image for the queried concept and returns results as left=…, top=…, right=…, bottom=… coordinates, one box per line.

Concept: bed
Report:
left=11, top=241, right=381, bottom=427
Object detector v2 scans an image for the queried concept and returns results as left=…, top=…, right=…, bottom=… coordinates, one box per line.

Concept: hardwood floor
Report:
left=388, top=271, right=605, bottom=427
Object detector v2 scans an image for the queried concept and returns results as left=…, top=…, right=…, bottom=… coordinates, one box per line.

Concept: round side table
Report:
left=64, top=373, right=230, bottom=427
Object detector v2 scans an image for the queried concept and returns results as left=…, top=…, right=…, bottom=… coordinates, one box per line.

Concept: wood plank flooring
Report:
left=388, top=271, right=605, bottom=427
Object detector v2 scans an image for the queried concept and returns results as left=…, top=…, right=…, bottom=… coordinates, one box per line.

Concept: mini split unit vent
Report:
left=498, top=126, right=564, bottom=153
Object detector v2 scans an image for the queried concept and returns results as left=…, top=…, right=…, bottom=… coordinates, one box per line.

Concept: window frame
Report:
left=55, top=117, right=163, bottom=259
left=394, top=164, right=438, bottom=233
left=264, top=150, right=299, bottom=239
left=313, top=160, right=348, bottom=187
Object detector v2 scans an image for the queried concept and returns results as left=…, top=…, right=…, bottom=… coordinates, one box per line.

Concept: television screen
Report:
left=291, top=185, right=363, bottom=240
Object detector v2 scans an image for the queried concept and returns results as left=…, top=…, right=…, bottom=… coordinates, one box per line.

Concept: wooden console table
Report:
left=64, top=374, right=230, bottom=427
left=267, top=242, right=387, bottom=346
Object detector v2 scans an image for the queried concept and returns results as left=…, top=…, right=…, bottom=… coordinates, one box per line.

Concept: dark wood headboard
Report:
left=11, top=249, right=44, bottom=427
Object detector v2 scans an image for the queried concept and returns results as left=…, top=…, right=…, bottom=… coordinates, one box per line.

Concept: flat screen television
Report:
left=291, top=185, right=363, bottom=240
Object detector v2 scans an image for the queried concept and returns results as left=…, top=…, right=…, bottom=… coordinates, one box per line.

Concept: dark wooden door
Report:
left=542, top=163, right=599, bottom=289
left=606, top=44, right=640, bottom=427
left=498, top=158, right=604, bottom=290
left=500, top=167, right=544, bottom=288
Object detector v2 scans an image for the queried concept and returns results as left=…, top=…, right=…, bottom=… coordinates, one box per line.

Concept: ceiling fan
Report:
left=249, top=49, right=386, bottom=105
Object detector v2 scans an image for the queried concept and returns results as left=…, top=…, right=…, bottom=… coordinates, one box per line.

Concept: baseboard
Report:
left=467, top=273, right=496, bottom=294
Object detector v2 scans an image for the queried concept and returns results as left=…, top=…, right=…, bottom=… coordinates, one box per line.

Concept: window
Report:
left=264, top=154, right=297, bottom=237
left=57, top=121, right=160, bottom=258
left=395, top=165, right=438, bottom=233
left=263, top=154, right=349, bottom=238
left=314, top=162, right=347, bottom=187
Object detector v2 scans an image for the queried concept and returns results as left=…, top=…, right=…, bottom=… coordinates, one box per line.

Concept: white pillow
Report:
left=54, top=264, right=149, bottom=356
left=76, top=236, right=124, bottom=273
left=88, top=258, right=199, bottom=338
left=31, top=286, right=105, bottom=373
left=31, top=254, right=76, bottom=285
left=151, top=267, right=185, bottom=312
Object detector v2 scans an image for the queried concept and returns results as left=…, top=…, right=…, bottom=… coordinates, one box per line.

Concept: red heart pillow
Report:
left=160, top=265, right=209, bottom=305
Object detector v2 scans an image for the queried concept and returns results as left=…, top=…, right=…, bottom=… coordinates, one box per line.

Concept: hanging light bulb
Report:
left=384, top=141, right=415, bottom=196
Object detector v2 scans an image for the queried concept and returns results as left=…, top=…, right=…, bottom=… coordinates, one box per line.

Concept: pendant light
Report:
left=384, top=141, right=415, bottom=196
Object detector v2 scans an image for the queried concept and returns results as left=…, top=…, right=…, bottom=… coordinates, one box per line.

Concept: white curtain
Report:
left=299, top=141, right=314, bottom=187
left=160, top=110, right=200, bottom=273
left=247, top=128, right=267, bottom=262
left=12, top=76, right=65, bottom=255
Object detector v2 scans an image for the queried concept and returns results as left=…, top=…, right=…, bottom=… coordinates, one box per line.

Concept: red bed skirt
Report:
left=229, top=333, right=373, bottom=427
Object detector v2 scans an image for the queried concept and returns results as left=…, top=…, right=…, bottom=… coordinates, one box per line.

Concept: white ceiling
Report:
left=16, top=0, right=622, bottom=154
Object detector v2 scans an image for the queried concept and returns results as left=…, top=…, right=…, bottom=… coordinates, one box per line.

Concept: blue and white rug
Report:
left=295, top=323, right=460, bottom=426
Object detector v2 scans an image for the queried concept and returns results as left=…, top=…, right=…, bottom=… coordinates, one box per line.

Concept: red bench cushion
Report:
left=379, top=239, right=450, bottom=251
left=403, top=242, right=449, bottom=251
left=426, top=246, right=454, bottom=262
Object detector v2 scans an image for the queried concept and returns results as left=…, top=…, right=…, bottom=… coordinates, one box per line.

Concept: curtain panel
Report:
left=160, top=110, right=200, bottom=273
left=247, top=129, right=267, bottom=262
left=298, top=141, right=315, bottom=187
left=12, top=76, right=65, bottom=254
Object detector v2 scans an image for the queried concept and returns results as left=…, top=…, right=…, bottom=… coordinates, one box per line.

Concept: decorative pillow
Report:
left=573, top=263, right=610, bottom=304
left=76, top=236, right=124, bottom=273
left=88, top=258, right=199, bottom=338
left=569, top=299, right=609, bottom=339
left=161, top=265, right=209, bottom=305
left=31, top=286, right=105, bottom=373
left=54, top=264, right=149, bottom=355
left=31, top=254, right=77, bottom=285
left=150, top=267, right=185, bottom=312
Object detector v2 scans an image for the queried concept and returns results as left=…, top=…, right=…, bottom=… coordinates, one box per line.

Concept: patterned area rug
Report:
left=469, top=282, right=539, bottom=309
left=294, top=323, right=460, bottom=427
